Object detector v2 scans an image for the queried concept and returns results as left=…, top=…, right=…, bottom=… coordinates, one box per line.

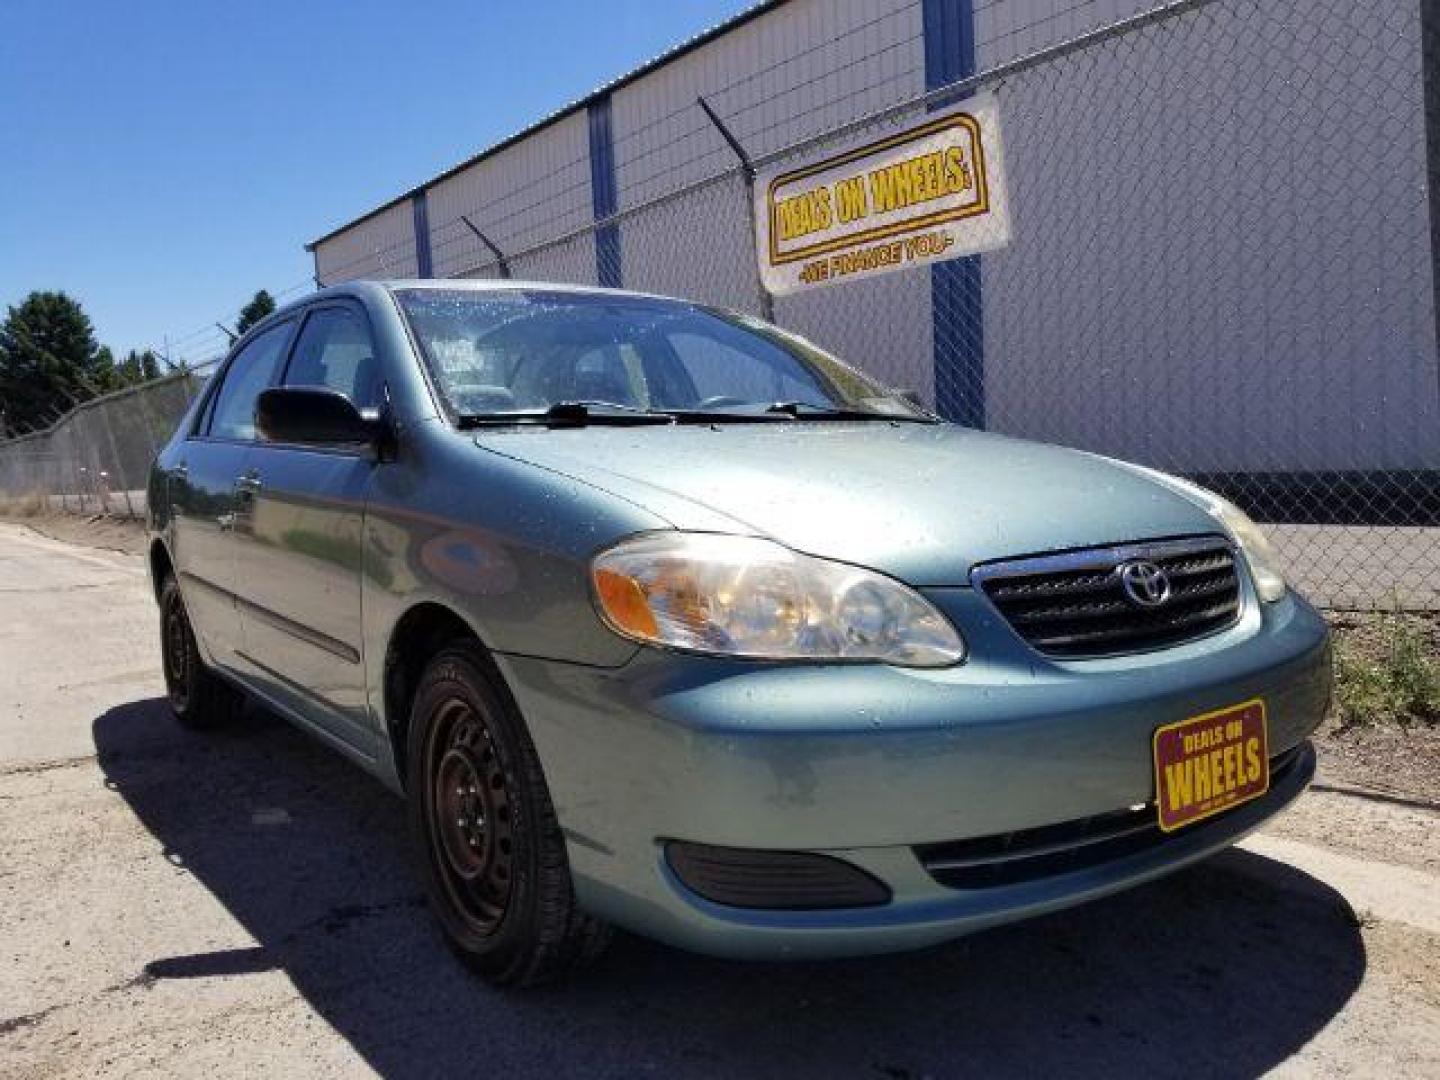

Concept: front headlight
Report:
left=591, top=533, right=965, bottom=666
left=1204, top=494, right=1287, bottom=602
left=1124, top=466, right=1287, bottom=602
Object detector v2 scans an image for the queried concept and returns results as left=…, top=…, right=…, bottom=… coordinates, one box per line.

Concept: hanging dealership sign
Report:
left=754, top=95, right=1011, bottom=296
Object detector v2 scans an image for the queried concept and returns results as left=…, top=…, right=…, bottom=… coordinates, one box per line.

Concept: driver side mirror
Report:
left=256, top=387, right=383, bottom=449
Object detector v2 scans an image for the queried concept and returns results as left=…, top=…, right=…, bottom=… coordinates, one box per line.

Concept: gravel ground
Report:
left=1315, top=723, right=1440, bottom=806
left=1, top=522, right=1438, bottom=1079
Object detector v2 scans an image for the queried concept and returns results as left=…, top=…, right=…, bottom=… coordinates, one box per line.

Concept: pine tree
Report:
left=0, top=291, right=107, bottom=430
left=236, top=289, right=277, bottom=335
left=115, top=348, right=162, bottom=386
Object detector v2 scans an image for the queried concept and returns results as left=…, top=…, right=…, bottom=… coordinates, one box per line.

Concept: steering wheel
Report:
left=694, top=395, right=750, bottom=409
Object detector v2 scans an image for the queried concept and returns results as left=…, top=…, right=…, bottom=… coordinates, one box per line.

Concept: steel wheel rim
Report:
left=162, top=596, right=191, bottom=710
left=425, top=696, right=514, bottom=935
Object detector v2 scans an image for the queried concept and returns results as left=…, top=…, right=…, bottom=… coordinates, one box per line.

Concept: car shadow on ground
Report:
left=96, top=698, right=1364, bottom=1079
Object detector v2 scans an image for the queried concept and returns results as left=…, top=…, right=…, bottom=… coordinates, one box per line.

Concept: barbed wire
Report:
left=320, top=7, right=926, bottom=286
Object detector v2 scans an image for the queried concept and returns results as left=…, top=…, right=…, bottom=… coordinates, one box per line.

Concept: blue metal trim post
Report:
left=412, top=191, right=433, bottom=278
left=923, top=0, right=983, bottom=427
left=588, top=96, right=622, bottom=288
left=1423, top=0, right=1440, bottom=408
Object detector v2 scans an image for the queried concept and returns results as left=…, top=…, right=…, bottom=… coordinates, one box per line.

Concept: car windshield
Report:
left=393, top=288, right=928, bottom=424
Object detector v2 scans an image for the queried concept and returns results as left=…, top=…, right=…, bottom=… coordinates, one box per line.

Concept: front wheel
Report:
left=406, top=643, right=611, bottom=985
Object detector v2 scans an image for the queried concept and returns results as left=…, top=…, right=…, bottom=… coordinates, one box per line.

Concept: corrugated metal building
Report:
left=308, top=0, right=1440, bottom=492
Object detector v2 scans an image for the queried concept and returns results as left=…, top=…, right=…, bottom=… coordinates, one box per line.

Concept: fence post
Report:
left=696, top=96, right=776, bottom=323
left=461, top=216, right=512, bottom=278
left=132, top=381, right=163, bottom=461
left=61, top=423, right=85, bottom=513
left=93, top=402, right=136, bottom=519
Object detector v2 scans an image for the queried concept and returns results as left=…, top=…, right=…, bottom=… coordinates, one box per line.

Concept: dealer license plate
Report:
left=1152, top=699, right=1269, bottom=832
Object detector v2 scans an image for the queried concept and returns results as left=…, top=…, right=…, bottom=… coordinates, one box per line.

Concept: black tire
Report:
left=406, top=642, right=611, bottom=986
left=159, top=575, right=245, bottom=730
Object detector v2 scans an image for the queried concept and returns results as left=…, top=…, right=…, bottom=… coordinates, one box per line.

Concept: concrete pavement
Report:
left=0, top=525, right=157, bottom=767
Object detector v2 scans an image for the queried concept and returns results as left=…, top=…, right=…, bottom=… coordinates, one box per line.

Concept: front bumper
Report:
left=497, top=589, right=1331, bottom=959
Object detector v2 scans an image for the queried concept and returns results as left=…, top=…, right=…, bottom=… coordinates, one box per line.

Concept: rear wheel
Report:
left=407, top=643, right=610, bottom=985
left=159, top=575, right=244, bottom=729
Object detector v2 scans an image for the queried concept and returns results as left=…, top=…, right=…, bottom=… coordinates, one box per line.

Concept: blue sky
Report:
left=0, top=0, right=750, bottom=364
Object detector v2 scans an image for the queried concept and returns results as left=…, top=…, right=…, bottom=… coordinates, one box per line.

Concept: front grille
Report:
left=975, top=538, right=1242, bottom=658
left=916, top=746, right=1304, bottom=891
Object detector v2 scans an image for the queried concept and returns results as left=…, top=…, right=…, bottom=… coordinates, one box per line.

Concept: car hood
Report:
left=475, top=422, right=1220, bottom=586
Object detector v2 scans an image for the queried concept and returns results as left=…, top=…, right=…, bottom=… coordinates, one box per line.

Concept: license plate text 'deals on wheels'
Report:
left=1153, top=700, right=1269, bottom=833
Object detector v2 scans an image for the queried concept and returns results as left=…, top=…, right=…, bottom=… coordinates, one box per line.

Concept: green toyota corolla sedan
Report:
left=147, top=280, right=1331, bottom=985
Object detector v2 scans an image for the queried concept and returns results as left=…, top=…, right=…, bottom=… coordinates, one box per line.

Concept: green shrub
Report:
left=1333, top=615, right=1440, bottom=729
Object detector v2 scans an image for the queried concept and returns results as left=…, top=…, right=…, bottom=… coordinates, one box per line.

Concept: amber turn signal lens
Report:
left=593, top=567, right=661, bottom=640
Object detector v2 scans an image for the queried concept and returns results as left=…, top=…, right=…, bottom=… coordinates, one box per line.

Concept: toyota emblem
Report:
left=1119, top=560, right=1172, bottom=607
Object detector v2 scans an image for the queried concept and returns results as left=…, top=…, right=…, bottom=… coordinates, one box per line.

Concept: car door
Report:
left=169, top=319, right=296, bottom=666
left=229, top=302, right=379, bottom=753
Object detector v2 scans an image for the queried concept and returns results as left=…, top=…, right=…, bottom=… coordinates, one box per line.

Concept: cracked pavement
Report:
left=1, top=521, right=1437, bottom=1078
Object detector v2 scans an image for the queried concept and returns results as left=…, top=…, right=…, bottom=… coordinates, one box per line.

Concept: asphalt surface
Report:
left=1, top=522, right=1437, bottom=1079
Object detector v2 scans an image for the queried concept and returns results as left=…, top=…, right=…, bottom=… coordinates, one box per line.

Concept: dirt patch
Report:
left=1315, top=722, right=1440, bottom=805
left=0, top=511, right=147, bottom=556
left=1264, top=787, right=1440, bottom=875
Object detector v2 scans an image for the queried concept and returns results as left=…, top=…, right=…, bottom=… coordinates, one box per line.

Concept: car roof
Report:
left=288, top=278, right=699, bottom=319
left=233, top=279, right=715, bottom=358
left=381, top=279, right=687, bottom=303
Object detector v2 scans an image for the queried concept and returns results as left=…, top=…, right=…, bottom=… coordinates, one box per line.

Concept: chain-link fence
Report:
left=439, top=0, right=1440, bottom=610
left=1, top=0, right=1436, bottom=611
left=0, top=371, right=207, bottom=518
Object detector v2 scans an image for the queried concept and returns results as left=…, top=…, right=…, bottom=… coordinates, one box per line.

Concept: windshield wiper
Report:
left=458, top=398, right=934, bottom=428
left=763, top=400, right=931, bottom=422
left=459, top=400, right=676, bottom=428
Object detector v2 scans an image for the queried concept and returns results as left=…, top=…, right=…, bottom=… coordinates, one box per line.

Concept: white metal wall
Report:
left=312, top=201, right=418, bottom=285
left=611, top=0, right=925, bottom=203
left=976, top=0, right=1158, bottom=66
left=426, top=111, right=595, bottom=282
left=978, top=0, right=1440, bottom=469
left=611, top=0, right=934, bottom=404
left=309, top=0, right=1439, bottom=469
